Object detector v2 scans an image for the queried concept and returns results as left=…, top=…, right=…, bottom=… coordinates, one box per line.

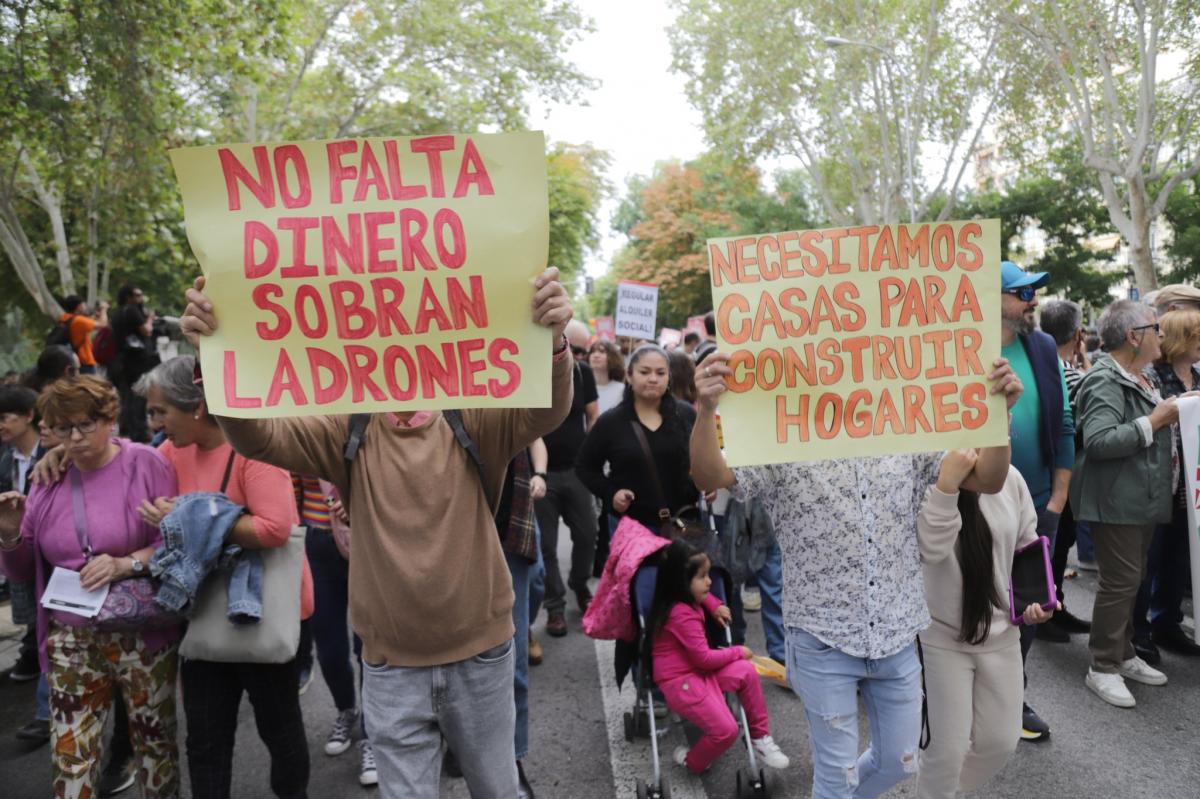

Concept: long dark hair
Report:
left=957, top=490, right=1003, bottom=645
left=590, top=339, right=625, bottom=382
left=622, top=344, right=677, bottom=419
left=668, top=350, right=697, bottom=404
left=644, top=540, right=709, bottom=656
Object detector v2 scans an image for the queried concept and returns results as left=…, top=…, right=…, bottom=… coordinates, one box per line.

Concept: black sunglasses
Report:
left=1132, top=323, right=1161, bottom=334
left=570, top=345, right=588, bottom=358
left=1003, top=286, right=1037, bottom=302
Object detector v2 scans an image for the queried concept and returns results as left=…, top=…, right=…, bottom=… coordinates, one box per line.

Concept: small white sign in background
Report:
left=615, top=281, right=658, bottom=340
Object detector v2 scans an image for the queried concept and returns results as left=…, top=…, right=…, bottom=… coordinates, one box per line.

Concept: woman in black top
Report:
left=576, top=345, right=698, bottom=532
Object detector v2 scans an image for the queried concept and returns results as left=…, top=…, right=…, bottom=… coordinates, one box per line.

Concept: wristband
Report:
left=532, top=472, right=547, bottom=479
left=552, top=335, right=568, bottom=355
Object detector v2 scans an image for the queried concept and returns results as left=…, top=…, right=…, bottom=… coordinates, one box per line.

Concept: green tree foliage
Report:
left=668, top=0, right=1008, bottom=225
left=0, top=0, right=288, bottom=328
left=959, top=143, right=1120, bottom=310
left=1, top=0, right=595, bottom=338
left=996, top=0, right=1200, bottom=292
left=1164, top=178, right=1200, bottom=283
left=0, top=306, right=39, bottom=375
left=203, top=0, right=595, bottom=142
left=602, top=154, right=818, bottom=328
left=546, top=142, right=610, bottom=288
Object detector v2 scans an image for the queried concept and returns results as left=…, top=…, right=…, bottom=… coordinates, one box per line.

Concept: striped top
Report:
left=293, top=474, right=332, bottom=528
left=1060, top=358, right=1084, bottom=409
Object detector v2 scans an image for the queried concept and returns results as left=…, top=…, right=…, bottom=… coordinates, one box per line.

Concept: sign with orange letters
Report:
left=706, top=220, right=1007, bottom=466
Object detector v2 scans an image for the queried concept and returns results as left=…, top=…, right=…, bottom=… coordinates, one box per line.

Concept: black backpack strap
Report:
left=343, top=413, right=371, bottom=499
left=341, top=410, right=495, bottom=509
left=344, top=414, right=370, bottom=464
left=443, top=409, right=495, bottom=509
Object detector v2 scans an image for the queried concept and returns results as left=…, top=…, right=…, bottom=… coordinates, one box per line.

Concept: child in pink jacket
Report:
left=648, top=539, right=790, bottom=774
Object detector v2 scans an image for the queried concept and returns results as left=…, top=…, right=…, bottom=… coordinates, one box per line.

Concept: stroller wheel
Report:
left=659, top=773, right=672, bottom=798
left=737, top=768, right=769, bottom=797
left=635, top=778, right=649, bottom=799
left=623, top=711, right=635, bottom=742
left=756, top=767, right=770, bottom=797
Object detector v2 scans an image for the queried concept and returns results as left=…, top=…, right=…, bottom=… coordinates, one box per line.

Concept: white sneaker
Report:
left=741, top=586, right=762, bottom=612
left=359, top=740, right=378, bottom=786
left=1120, top=656, right=1167, bottom=686
left=1086, top=669, right=1135, bottom=708
left=752, top=735, right=790, bottom=769
left=673, top=746, right=689, bottom=768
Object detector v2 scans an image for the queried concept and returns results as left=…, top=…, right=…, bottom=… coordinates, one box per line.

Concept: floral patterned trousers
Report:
left=46, top=622, right=180, bottom=799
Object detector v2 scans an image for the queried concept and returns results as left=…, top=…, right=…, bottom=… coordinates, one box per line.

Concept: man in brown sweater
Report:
left=180, top=268, right=575, bottom=799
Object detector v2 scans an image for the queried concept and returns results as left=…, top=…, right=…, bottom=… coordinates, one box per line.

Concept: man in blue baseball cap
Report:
left=999, top=260, right=1077, bottom=744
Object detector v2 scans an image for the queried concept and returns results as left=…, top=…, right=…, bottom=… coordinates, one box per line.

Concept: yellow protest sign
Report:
left=706, top=220, right=1007, bottom=466
left=169, top=132, right=550, bottom=418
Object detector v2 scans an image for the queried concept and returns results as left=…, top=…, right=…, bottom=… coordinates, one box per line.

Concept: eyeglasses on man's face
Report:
left=1003, top=286, right=1037, bottom=302
left=50, top=417, right=99, bottom=439
left=1132, top=323, right=1161, bottom=335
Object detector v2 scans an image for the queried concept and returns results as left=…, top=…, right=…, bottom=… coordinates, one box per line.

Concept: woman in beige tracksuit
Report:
left=916, top=450, right=1057, bottom=799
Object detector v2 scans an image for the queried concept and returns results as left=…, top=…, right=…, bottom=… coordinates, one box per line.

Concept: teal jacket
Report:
left=1069, top=356, right=1173, bottom=525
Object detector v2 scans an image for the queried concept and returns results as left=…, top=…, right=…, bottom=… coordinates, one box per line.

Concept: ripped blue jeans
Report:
left=786, top=627, right=922, bottom=799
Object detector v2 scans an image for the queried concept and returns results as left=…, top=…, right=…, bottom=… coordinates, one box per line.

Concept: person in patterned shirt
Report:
left=690, top=351, right=1022, bottom=799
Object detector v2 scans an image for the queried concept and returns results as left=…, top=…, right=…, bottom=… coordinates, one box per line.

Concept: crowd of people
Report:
left=1, top=261, right=1198, bottom=799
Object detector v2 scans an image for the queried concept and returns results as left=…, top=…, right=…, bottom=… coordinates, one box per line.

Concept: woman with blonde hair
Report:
left=0, top=376, right=180, bottom=797
left=1132, top=307, right=1200, bottom=661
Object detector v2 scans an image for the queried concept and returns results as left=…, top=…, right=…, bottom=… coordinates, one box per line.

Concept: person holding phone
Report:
left=916, top=449, right=1057, bottom=799
left=690, top=351, right=1023, bottom=799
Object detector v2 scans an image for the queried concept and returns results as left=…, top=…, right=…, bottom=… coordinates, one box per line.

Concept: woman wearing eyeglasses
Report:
left=1071, top=299, right=1178, bottom=709
left=0, top=375, right=180, bottom=797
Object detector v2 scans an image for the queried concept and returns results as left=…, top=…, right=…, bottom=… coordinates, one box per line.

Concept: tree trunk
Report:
left=86, top=193, right=99, bottom=304
left=0, top=193, right=63, bottom=318
left=1127, top=185, right=1158, bottom=294
left=20, top=150, right=74, bottom=294
left=1126, top=225, right=1158, bottom=296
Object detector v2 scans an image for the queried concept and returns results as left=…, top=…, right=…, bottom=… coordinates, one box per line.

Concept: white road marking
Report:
left=593, top=637, right=708, bottom=799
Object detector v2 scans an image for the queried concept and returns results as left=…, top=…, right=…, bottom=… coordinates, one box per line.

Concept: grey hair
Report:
left=1097, top=299, right=1153, bottom=353
left=134, top=355, right=205, bottom=412
left=1039, top=300, right=1083, bottom=346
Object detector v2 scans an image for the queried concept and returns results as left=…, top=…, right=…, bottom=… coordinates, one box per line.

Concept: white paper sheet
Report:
left=40, top=567, right=109, bottom=618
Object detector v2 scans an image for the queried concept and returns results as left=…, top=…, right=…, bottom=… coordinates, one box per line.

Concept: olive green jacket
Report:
left=1069, top=355, right=1173, bottom=525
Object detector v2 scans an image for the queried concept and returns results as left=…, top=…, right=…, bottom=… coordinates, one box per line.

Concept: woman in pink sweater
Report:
left=648, top=539, right=789, bottom=774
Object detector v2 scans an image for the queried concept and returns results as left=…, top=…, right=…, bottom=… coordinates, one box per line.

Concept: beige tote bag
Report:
left=179, top=526, right=304, bottom=664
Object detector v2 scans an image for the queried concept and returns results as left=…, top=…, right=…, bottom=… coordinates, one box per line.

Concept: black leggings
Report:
left=181, top=658, right=310, bottom=799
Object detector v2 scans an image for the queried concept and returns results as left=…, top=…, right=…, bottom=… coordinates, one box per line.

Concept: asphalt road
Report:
left=2, top=537, right=1199, bottom=798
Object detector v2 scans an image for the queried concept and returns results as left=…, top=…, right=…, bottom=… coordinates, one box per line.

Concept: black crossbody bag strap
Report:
left=218, top=450, right=237, bottom=495
left=917, top=637, right=931, bottom=750
left=629, top=420, right=671, bottom=525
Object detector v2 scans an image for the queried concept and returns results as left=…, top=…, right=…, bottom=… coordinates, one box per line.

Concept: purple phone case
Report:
left=1008, top=535, right=1056, bottom=626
